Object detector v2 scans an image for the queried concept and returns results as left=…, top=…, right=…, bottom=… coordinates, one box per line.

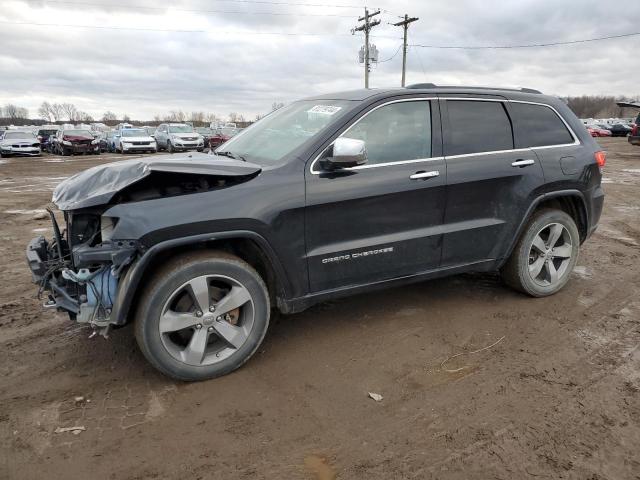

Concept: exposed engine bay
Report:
left=27, top=208, right=138, bottom=337
left=26, top=153, right=263, bottom=336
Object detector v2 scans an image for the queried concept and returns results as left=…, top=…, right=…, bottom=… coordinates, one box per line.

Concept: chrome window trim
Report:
left=309, top=97, right=436, bottom=175
left=507, top=99, right=581, bottom=149
left=309, top=96, right=581, bottom=174
left=440, top=98, right=580, bottom=157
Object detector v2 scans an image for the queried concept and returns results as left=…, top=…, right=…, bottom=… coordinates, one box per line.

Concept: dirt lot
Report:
left=0, top=140, right=639, bottom=479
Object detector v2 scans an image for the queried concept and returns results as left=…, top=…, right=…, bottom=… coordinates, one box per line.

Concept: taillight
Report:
left=632, top=125, right=638, bottom=136
left=595, top=151, right=606, bottom=170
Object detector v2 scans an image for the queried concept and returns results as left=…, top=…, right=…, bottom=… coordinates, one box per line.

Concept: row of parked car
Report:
left=585, top=122, right=634, bottom=138
left=0, top=123, right=241, bottom=158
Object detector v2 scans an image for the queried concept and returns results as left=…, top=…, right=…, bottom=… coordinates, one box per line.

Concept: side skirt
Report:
left=278, top=258, right=498, bottom=314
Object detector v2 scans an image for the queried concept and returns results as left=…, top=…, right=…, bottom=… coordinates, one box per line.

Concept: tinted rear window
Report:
left=445, top=100, right=513, bottom=156
left=511, top=102, right=574, bottom=147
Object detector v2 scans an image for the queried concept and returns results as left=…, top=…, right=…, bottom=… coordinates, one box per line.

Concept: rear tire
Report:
left=501, top=209, right=580, bottom=297
left=135, top=251, right=270, bottom=381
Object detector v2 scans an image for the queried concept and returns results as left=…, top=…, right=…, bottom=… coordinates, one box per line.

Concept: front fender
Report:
left=110, top=230, right=291, bottom=326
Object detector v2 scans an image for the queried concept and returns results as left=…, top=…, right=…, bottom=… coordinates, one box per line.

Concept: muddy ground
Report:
left=0, top=139, right=639, bottom=479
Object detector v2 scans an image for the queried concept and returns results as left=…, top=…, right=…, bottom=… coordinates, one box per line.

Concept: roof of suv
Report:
left=307, top=84, right=547, bottom=103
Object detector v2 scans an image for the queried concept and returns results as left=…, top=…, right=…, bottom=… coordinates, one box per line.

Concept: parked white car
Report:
left=115, top=128, right=157, bottom=154
left=154, top=123, right=204, bottom=153
left=0, top=130, right=41, bottom=157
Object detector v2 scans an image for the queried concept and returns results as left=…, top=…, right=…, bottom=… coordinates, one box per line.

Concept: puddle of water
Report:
left=621, top=169, right=640, bottom=174
left=304, top=455, right=336, bottom=480
left=601, top=178, right=614, bottom=184
left=32, top=228, right=49, bottom=233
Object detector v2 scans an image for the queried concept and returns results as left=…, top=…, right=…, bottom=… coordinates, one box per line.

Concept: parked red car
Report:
left=208, top=126, right=240, bottom=149
left=587, top=126, right=612, bottom=137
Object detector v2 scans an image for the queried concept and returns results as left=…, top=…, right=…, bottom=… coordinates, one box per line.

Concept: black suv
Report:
left=27, top=85, right=605, bottom=381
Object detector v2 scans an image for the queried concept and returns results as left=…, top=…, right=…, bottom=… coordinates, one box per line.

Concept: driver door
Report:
left=304, top=98, right=446, bottom=292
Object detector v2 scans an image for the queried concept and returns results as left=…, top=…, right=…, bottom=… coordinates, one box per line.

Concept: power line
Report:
left=2, top=18, right=638, bottom=49
left=376, top=44, right=402, bottom=63
left=410, top=31, right=640, bottom=49
left=42, top=0, right=370, bottom=9
left=0, top=20, right=360, bottom=35
left=40, top=0, right=356, bottom=17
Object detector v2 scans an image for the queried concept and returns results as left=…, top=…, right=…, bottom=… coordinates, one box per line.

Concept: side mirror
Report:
left=321, top=137, right=367, bottom=170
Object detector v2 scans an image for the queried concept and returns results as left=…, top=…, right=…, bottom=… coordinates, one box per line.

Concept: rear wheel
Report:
left=135, top=252, right=270, bottom=381
left=501, top=209, right=579, bottom=297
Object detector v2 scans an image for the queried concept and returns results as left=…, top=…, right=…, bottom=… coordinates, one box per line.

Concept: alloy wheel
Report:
left=528, top=223, right=573, bottom=287
left=159, top=274, right=255, bottom=366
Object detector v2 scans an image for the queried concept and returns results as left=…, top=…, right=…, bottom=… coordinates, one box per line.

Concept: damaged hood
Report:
left=63, top=135, right=94, bottom=142
left=52, top=152, right=262, bottom=210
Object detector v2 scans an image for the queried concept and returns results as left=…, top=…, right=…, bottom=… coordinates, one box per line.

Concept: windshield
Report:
left=64, top=130, right=93, bottom=137
left=169, top=125, right=194, bottom=133
left=196, top=128, right=213, bottom=135
left=3, top=131, right=35, bottom=139
left=121, top=129, right=147, bottom=137
left=219, top=100, right=352, bottom=164
left=220, top=127, right=239, bottom=137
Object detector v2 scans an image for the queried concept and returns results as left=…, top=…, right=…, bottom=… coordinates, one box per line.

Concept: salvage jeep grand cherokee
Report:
left=27, top=85, right=605, bottom=381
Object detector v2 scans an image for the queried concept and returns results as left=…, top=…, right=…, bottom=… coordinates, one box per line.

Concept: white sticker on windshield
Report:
left=308, top=105, right=342, bottom=115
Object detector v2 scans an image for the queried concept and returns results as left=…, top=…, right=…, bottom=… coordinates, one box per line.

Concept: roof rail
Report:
left=405, top=83, right=542, bottom=94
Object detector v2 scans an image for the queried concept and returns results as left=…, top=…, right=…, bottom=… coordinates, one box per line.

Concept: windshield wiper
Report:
left=215, top=150, right=246, bottom=162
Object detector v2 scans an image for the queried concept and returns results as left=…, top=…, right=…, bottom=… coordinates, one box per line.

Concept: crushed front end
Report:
left=26, top=207, right=138, bottom=336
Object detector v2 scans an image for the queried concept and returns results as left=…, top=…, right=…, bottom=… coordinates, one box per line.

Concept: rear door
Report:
left=440, top=98, right=546, bottom=267
left=305, top=98, right=446, bottom=292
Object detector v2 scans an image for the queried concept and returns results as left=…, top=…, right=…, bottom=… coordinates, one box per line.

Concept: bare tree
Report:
left=50, top=103, right=64, bottom=121
left=123, top=114, right=131, bottom=122
left=61, top=103, right=78, bottom=121
left=228, top=112, right=245, bottom=123
left=205, top=113, right=221, bottom=125
left=77, top=112, right=94, bottom=122
left=189, top=111, right=205, bottom=125
left=272, top=102, right=285, bottom=111
left=38, top=102, right=54, bottom=121
left=3, top=104, right=19, bottom=119
left=102, top=111, right=117, bottom=122
left=565, top=95, right=640, bottom=119
left=167, top=110, right=185, bottom=122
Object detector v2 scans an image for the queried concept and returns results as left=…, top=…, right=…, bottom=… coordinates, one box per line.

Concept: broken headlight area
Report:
left=26, top=207, right=138, bottom=331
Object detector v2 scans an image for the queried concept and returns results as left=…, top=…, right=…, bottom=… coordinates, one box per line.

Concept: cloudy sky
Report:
left=0, top=0, right=638, bottom=121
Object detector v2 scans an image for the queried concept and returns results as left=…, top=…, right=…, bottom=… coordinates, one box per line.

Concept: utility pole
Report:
left=353, top=8, right=380, bottom=88
left=393, top=14, right=419, bottom=87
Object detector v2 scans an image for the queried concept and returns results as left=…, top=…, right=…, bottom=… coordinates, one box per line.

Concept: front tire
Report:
left=135, top=252, right=270, bottom=381
left=167, top=141, right=174, bottom=153
left=501, top=209, right=580, bottom=297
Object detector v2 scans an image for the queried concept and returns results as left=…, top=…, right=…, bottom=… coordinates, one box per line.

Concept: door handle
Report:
left=410, top=170, right=440, bottom=180
left=511, top=159, right=535, bottom=168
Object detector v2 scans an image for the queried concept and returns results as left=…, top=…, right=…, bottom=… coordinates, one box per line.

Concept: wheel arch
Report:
left=111, top=231, right=291, bottom=326
left=500, top=190, right=588, bottom=268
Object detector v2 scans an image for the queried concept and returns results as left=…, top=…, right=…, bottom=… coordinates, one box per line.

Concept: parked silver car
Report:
left=0, top=130, right=41, bottom=157
left=154, top=123, right=204, bottom=153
